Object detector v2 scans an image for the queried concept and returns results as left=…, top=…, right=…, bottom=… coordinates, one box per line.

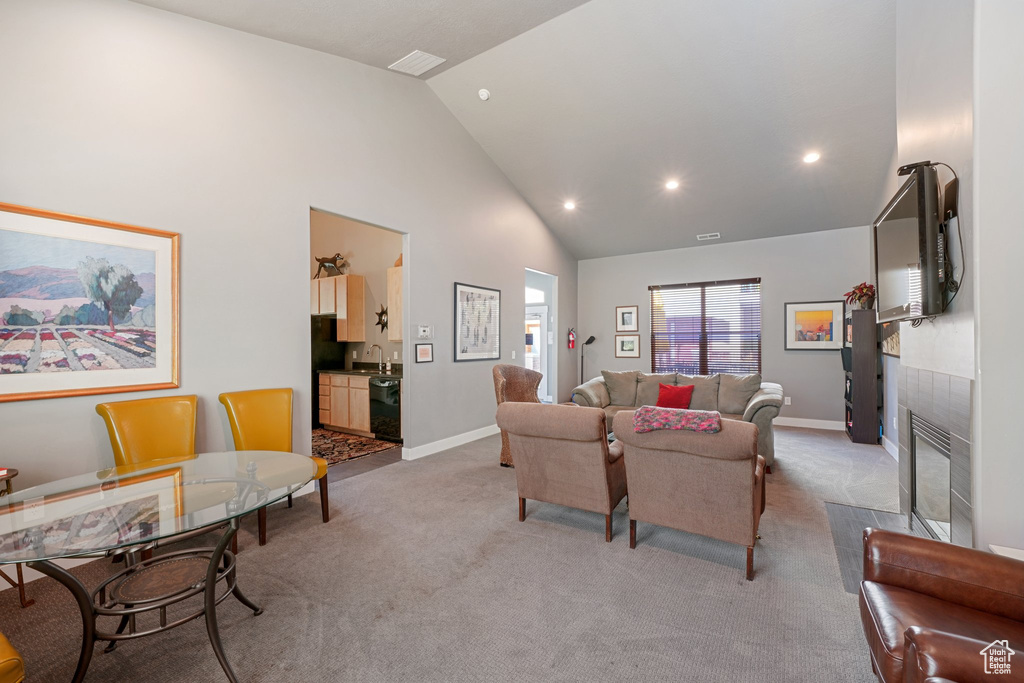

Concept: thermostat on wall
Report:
left=417, top=324, right=433, bottom=340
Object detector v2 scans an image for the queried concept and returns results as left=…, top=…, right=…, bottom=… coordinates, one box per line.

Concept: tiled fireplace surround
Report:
left=897, top=365, right=974, bottom=547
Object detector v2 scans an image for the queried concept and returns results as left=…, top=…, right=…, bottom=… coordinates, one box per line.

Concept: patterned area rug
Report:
left=312, top=429, right=396, bottom=465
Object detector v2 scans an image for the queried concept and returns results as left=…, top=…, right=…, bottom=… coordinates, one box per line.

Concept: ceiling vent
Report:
left=388, top=50, right=446, bottom=77
left=696, top=232, right=721, bottom=241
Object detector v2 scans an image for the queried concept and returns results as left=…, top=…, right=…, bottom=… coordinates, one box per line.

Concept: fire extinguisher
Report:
left=567, top=328, right=576, bottom=350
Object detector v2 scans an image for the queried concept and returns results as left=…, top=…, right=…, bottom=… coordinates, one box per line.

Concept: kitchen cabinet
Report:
left=319, top=373, right=371, bottom=435
left=309, top=275, right=366, bottom=342
left=387, top=266, right=402, bottom=342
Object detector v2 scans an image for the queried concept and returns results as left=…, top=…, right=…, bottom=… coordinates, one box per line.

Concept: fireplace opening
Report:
left=911, top=414, right=952, bottom=542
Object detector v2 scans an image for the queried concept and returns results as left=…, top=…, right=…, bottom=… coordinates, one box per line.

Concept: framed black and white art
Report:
left=615, top=305, right=639, bottom=332
left=454, top=282, right=500, bottom=362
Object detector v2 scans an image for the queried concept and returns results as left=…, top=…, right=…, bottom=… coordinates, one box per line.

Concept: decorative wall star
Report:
left=375, top=305, right=388, bottom=332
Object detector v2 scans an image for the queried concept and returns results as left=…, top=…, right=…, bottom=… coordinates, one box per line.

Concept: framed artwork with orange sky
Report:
left=784, top=301, right=845, bottom=351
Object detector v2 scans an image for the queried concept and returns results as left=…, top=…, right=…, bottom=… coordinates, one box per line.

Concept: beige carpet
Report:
left=0, top=427, right=896, bottom=682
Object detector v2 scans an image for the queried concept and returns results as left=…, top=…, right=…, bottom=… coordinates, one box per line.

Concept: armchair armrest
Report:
left=572, top=377, right=610, bottom=408
left=741, top=383, right=783, bottom=422
left=903, top=627, right=992, bottom=683
left=862, top=528, right=1024, bottom=622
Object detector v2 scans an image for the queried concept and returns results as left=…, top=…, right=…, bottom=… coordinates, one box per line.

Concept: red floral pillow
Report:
left=656, top=383, right=694, bottom=409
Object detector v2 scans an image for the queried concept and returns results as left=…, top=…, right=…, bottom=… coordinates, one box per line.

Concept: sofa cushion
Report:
left=676, top=374, right=721, bottom=411
left=719, top=373, right=762, bottom=414
left=657, top=383, right=694, bottom=409
left=603, top=405, right=632, bottom=433
left=602, top=370, right=639, bottom=406
left=635, top=372, right=677, bottom=407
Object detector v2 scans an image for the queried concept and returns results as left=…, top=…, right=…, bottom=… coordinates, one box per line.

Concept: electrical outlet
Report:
left=893, top=416, right=897, bottom=429
left=393, top=351, right=398, bottom=360
left=352, top=350, right=357, bottom=359
left=512, top=350, right=516, bottom=360
left=784, top=396, right=792, bottom=406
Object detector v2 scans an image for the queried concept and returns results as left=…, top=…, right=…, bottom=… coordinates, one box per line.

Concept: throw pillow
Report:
left=635, top=372, right=678, bottom=407
left=657, top=383, right=694, bottom=409
left=676, top=374, right=721, bottom=411
left=601, top=370, right=640, bottom=406
left=632, top=405, right=722, bottom=434
left=719, top=373, right=762, bottom=414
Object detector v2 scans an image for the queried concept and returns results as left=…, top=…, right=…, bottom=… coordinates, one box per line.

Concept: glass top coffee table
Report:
left=0, top=450, right=318, bottom=683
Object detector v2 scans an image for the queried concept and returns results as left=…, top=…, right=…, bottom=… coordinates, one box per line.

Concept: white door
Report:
left=525, top=305, right=551, bottom=402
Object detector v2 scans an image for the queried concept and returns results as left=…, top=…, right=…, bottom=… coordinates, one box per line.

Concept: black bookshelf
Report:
left=844, top=309, right=883, bottom=444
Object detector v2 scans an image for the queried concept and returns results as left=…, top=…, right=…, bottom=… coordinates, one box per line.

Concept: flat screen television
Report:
left=873, top=165, right=945, bottom=323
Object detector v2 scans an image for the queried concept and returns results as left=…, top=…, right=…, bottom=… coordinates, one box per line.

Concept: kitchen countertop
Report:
left=318, top=368, right=402, bottom=380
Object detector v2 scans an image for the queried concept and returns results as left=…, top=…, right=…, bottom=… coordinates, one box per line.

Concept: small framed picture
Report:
left=615, top=334, right=641, bottom=358
left=784, top=300, right=845, bottom=351
left=615, top=305, right=639, bottom=332
left=415, top=343, right=433, bottom=363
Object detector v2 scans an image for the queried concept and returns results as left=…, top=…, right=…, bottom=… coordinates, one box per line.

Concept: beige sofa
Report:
left=495, top=402, right=628, bottom=542
left=612, top=410, right=766, bottom=580
left=571, top=371, right=783, bottom=469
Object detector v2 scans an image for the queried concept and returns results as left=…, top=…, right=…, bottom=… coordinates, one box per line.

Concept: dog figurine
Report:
left=314, top=253, right=348, bottom=278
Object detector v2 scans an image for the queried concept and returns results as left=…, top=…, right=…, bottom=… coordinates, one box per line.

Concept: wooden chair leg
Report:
left=629, top=519, right=637, bottom=549
left=231, top=534, right=238, bottom=555
left=258, top=507, right=267, bottom=546
left=746, top=545, right=754, bottom=581
left=518, top=497, right=526, bottom=522
left=605, top=514, right=612, bottom=543
left=288, top=493, right=293, bottom=509
left=765, top=465, right=772, bottom=474
left=319, top=476, right=330, bottom=523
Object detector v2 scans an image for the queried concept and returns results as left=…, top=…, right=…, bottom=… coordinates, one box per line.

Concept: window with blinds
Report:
left=649, top=278, right=762, bottom=375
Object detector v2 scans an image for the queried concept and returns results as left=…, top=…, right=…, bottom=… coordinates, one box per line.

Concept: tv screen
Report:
left=874, top=165, right=944, bottom=323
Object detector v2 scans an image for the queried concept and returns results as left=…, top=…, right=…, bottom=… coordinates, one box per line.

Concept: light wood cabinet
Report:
left=309, top=275, right=366, bottom=342
left=387, top=266, right=402, bottom=342
left=319, top=373, right=371, bottom=435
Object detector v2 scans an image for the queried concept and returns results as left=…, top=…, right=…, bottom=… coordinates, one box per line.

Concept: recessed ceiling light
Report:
left=665, top=179, right=680, bottom=190
left=478, top=89, right=490, bottom=101
left=563, top=201, right=576, bottom=210
left=803, top=152, right=821, bottom=163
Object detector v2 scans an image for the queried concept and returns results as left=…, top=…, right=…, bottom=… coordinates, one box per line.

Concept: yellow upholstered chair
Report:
left=95, top=395, right=198, bottom=468
left=1, top=632, right=26, bottom=683
left=218, top=388, right=330, bottom=546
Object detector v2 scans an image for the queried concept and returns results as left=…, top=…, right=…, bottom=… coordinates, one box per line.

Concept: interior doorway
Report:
left=525, top=268, right=557, bottom=403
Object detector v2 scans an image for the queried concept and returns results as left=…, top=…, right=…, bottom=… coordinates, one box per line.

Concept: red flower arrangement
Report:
left=844, top=282, right=876, bottom=307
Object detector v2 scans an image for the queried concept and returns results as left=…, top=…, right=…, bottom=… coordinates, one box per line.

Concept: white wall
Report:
left=973, top=0, right=1024, bottom=550
left=309, top=210, right=403, bottom=366
left=892, top=0, right=974, bottom=379
left=0, top=0, right=577, bottom=487
left=578, top=226, right=872, bottom=423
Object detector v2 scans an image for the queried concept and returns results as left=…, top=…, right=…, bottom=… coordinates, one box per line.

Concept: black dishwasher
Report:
left=369, top=378, right=402, bottom=442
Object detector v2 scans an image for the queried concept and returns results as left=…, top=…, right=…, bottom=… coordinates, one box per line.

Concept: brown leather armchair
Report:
left=612, top=411, right=765, bottom=580
left=492, top=364, right=542, bottom=467
left=0, top=632, right=25, bottom=683
left=495, top=402, right=627, bottom=541
left=860, top=528, right=1024, bottom=682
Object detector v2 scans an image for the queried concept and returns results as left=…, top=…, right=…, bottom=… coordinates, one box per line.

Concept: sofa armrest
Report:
left=862, top=528, right=1024, bottom=621
left=742, top=383, right=783, bottom=422
left=903, top=627, right=993, bottom=683
left=572, top=377, right=610, bottom=408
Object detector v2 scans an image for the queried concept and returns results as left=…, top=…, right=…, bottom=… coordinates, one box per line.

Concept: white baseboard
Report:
left=883, top=436, right=899, bottom=461
left=402, top=424, right=500, bottom=461
left=774, top=417, right=846, bottom=431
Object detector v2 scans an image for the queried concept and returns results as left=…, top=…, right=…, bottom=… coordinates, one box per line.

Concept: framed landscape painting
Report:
left=0, top=202, right=179, bottom=402
left=454, top=282, right=500, bottom=362
left=784, top=301, right=844, bottom=351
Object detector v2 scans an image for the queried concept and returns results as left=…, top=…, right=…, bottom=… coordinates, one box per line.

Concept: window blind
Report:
left=650, top=278, right=762, bottom=375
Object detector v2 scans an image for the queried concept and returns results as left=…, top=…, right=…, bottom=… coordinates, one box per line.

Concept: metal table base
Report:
left=28, top=519, right=258, bottom=683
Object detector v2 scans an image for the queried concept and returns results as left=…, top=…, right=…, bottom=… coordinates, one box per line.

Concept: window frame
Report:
left=649, top=277, right=762, bottom=376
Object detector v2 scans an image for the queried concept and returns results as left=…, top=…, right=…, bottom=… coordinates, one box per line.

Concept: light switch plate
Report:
left=784, top=396, right=792, bottom=405
left=512, top=350, right=516, bottom=360
left=417, top=324, right=433, bottom=340
left=393, top=351, right=399, bottom=360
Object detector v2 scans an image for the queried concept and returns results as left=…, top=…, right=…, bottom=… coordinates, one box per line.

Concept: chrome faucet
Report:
left=367, top=344, right=384, bottom=372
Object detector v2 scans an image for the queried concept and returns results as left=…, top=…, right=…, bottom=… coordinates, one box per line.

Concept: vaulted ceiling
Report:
left=129, top=0, right=897, bottom=259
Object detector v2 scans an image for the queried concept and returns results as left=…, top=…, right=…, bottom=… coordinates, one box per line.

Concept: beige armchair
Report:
left=492, top=364, right=542, bottom=467
left=495, top=403, right=627, bottom=542
left=612, top=411, right=766, bottom=579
